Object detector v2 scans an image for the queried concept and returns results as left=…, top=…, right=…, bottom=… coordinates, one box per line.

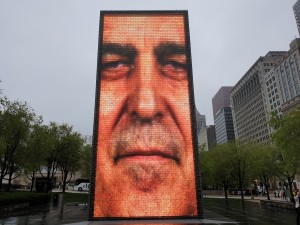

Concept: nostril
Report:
left=130, top=111, right=138, bottom=119
left=155, top=112, right=163, bottom=119
left=130, top=111, right=163, bottom=123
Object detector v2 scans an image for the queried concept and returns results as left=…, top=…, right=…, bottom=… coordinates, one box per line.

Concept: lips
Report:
left=110, top=121, right=183, bottom=166
left=114, top=149, right=180, bottom=164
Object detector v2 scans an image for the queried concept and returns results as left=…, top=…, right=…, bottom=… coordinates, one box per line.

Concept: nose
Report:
left=128, top=54, right=163, bottom=122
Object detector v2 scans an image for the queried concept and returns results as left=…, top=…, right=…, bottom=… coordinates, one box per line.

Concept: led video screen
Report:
left=90, top=11, right=201, bottom=220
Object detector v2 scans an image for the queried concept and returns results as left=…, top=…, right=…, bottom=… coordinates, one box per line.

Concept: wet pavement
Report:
left=0, top=202, right=88, bottom=225
left=203, top=197, right=296, bottom=224
left=0, top=197, right=297, bottom=225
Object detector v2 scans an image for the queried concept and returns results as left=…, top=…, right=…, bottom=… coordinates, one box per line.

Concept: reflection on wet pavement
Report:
left=0, top=203, right=88, bottom=225
left=203, top=198, right=296, bottom=225
left=0, top=198, right=297, bottom=225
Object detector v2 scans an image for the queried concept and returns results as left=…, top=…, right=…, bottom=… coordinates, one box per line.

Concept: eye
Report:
left=160, top=60, right=187, bottom=81
left=101, top=61, right=133, bottom=80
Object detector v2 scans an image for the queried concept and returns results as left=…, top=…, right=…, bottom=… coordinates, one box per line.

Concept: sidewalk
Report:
left=203, top=194, right=292, bottom=202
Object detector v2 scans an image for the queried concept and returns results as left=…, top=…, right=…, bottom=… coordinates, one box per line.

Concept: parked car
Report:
left=73, top=182, right=90, bottom=192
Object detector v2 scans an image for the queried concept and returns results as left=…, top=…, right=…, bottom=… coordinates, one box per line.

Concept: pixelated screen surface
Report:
left=91, top=11, right=201, bottom=219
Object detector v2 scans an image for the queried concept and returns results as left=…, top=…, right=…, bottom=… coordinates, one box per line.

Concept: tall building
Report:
left=195, top=110, right=206, bottom=148
left=277, top=38, right=300, bottom=114
left=282, top=96, right=300, bottom=114
left=198, top=125, right=216, bottom=151
left=230, top=52, right=287, bottom=143
left=212, top=87, right=235, bottom=144
left=262, top=68, right=284, bottom=118
left=212, top=86, right=233, bottom=116
left=214, top=107, right=235, bottom=144
left=195, top=110, right=206, bottom=133
left=263, top=39, right=300, bottom=116
left=294, top=0, right=300, bottom=36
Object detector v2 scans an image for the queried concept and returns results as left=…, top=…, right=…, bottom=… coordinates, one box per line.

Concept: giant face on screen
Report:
left=92, top=11, right=200, bottom=219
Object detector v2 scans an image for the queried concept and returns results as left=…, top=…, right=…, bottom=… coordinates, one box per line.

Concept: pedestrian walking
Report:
left=280, top=190, right=285, bottom=200
left=294, top=192, right=300, bottom=225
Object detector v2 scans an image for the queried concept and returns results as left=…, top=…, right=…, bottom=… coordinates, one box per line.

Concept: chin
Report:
left=97, top=181, right=197, bottom=218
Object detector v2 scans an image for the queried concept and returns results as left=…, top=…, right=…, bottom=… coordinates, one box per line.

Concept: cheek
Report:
left=181, top=107, right=193, bottom=161
left=169, top=84, right=192, bottom=142
left=98, top=82, right=127, bottom=137
left=98, top=93, right=115, bottom=137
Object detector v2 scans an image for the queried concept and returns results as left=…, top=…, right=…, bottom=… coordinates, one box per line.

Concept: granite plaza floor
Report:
left=0, top=197, right=296, bottom=225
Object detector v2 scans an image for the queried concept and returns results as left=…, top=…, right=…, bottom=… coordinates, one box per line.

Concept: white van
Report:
left=73, top=182, right=90, bottom=191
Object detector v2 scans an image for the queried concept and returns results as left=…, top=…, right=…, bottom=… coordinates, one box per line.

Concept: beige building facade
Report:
left=230, top=52, right=287, bottom=143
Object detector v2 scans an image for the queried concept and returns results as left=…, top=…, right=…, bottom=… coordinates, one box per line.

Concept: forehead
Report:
left=102, top=15, right=186, bottom=44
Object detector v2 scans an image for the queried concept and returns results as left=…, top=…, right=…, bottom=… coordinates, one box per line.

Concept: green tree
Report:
left=210, top=143, right=234, bottom=199
left=58, top=124, right=84, bottom=193
left=272, top=146, right=297, bottom=202
left=269, top=110, right=300, bottom=201
left=199, top=144, right=206, bottom=152
left=0, top=97, right=38, bottom=191
left=248, top=142, right=276, bottom=200
left=39, top=122, right=62, bottom=192
left=229, top=141, right=251, bottom=201
left=269, top=110, right=300, bottom=158
left=199, top=150, right=214, bottom=190
left=80, top=136, right=93, bottom=179
left=24, top=123, right=47, bottom=191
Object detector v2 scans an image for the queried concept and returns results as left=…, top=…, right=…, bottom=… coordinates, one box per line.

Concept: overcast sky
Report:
left=0, top=0, right=298, bottom=136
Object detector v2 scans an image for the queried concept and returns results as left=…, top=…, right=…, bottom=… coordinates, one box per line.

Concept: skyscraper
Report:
left=230, top=52, right=287, bottom=143
left=212, top=87, right=235, bottom=144
left=273, top=38, right=300, bottom=114
left=294, top=0, right=300, bottom=35
left=262, top=68, right=284, bottom=120
left=195, top=109, right=206, bottom=133
left=198, top=125, right=216, bottom=151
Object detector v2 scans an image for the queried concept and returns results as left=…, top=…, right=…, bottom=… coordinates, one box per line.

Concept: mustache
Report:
left=111, top=121, right=183, bottom=164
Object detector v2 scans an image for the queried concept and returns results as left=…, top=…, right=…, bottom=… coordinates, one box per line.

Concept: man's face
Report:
left=94, top=14, right=197, bottom=217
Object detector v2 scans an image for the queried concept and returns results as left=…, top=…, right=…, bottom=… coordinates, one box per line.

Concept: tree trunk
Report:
left=288, top=177, right=294, bottom=203
left=0, top=170, right=5, bottom=192
left=6, top=169, right=13, bottom=192
left=30, top=172, right=36, bottom=192
left=263, top=175, right=270, bottom=200
left=0, top=164, right=8, bottom=192
left=239, top=179, right=244, bottom=201
left=62, top=170, right=69, bottom=193
left=0, top=176, right=3, bottom=192
left=223, top=180, right=228, bottom=200
left=265, top=184, right=270, bottom=200
left=46, top=168, right=51, bottom=193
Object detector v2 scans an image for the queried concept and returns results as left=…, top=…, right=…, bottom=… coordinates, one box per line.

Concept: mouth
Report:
left=114, top=150, right=180, bottom=165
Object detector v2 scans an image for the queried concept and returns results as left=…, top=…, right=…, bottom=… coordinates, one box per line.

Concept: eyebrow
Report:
left=101, top=43, right=137, bottom=61
left=154, top=43, right=186, bottom=60
left=101, top=42, right=186, bottom=63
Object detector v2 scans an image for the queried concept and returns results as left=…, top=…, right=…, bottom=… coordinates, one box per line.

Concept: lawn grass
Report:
left=58, top=192, right=89, bottom=204
left=0, top=191, right=51, bottom=206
